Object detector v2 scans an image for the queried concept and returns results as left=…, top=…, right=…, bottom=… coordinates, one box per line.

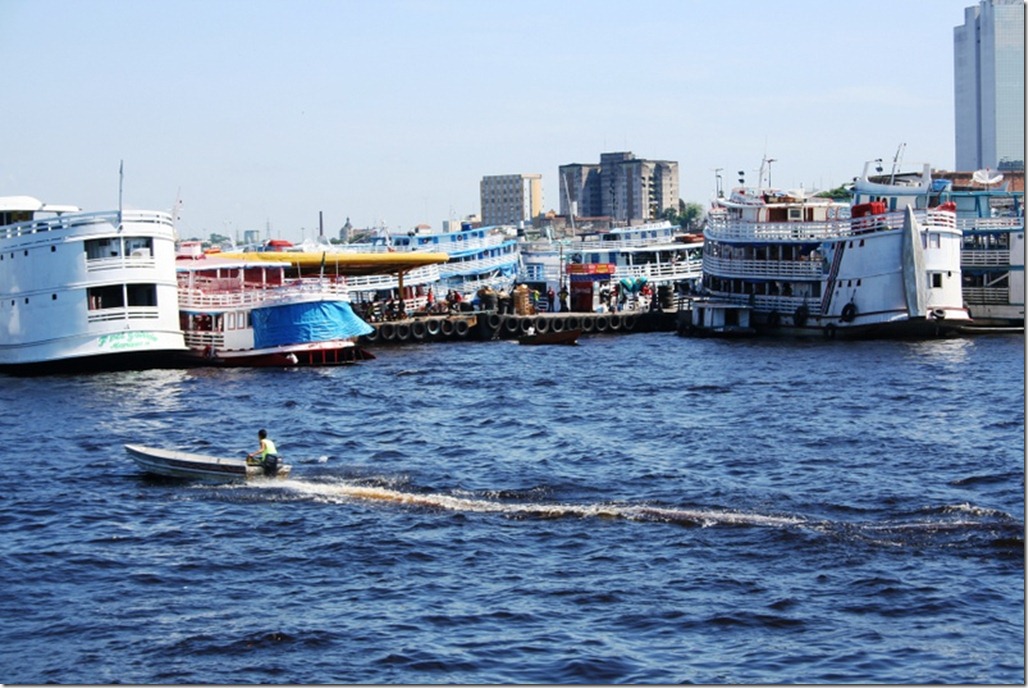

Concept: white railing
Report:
left=1, top=209, right=174, bottom=241
left=706, top=209, right=958, bottom=242
left=86, top=255, right=158, bottom=272
left=703, top=255, right=823, bottom=279
left=956, top=217, right=1022, bottom=232
left=344, top=264, right=441, bottom=291
left=177, top=278, right=353, bottom=310
left=614, top=258, right=703, bottom=283
left=961, top=250, right=1012, bottom=267
left=86, top=306, right=162, bottom=323
left=963, top=287, right=1014, bottom=304
left=439, top=252, right=519, bottom=279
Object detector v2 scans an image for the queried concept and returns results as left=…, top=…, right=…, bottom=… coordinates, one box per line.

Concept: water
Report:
left=0, top=333, right=1023, bottom=684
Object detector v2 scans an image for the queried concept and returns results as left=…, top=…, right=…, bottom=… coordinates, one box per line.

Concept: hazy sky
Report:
left=2, top=0, right=979, bottom=242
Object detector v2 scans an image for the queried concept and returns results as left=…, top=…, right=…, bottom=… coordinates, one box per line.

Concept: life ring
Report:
left=535, top=317, right=550, bottom=333
left=426, top=318, right=441, bottom=336
left=840, top=302, right=857, bottom=323
left=794, top=305, right=809, bottom=328
left=395, top=323, right=411, bottom=341
left=504, top=317, right=519, bottom=334
left=379, top=323, right=396, bottom=340
left=595, top=315, right=609, bottom=332
left=411, top=320, right=426, bottom=340
left=454, top=319, right=470, bottom=336
left=931, top=308, right=946, bottom=320
left=440, top=319, right=455, bottom=336
left=768, top=311, right=781, bottom=327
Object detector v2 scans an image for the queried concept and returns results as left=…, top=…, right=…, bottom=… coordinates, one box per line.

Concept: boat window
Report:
left=87, top=285, right=124, bottom=310
left=931, top=273, right=943, bottom=288
left=127, top=284, right=157, bottom=307
left=928, top=233, right=941, bottom=249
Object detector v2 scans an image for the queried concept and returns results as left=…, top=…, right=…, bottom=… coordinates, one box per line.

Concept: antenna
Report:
left=889, top=143, right=906, bottom=183
left=118, top=160, right=124, bottom=230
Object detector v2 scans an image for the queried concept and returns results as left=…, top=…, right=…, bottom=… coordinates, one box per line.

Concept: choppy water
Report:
left=0, top=333, right=1023, bottom=684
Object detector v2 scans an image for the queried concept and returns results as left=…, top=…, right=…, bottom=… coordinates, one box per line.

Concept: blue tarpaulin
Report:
left=252, top=301, right=373, bottom=349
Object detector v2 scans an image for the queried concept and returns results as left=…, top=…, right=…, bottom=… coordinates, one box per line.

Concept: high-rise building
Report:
left=954, top=0, right=1025, bottom=171
left=559, top=152, right=679, bottom=222
left=479, top=174, right=543, bottom=226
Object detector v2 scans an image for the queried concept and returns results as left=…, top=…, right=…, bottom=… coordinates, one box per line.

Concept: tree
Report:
left=663, top=200, right=705, bottom=231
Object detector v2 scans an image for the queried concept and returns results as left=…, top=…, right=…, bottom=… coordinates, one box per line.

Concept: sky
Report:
left=1, top=0, right=984, bottom=242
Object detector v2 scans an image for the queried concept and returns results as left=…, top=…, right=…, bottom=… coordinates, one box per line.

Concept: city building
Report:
left=559, top=152, right=679, bottom=223
left=954, top=0, right=1025, bottom=171
left=479, top=173, right=543, bottom=226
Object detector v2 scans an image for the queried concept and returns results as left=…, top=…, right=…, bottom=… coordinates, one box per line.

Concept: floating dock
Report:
left=361, top=310, right=678, bottom=345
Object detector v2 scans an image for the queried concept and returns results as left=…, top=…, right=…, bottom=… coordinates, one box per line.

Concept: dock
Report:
left=361, top=310, right=678, bottom=345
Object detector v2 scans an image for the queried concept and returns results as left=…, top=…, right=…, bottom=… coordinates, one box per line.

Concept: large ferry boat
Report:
left=176, top=248, right=374, bottom=366
left=690, top=159, right=970, bottom=338
left=519, top=220, right=703, bottom=312
left=852, top=168, right=1024, bottom=330
left=0, top=196, right=185, bottom=373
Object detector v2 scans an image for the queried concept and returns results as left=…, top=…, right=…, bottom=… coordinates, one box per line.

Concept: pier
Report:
left=361, top=309, right=678, bottom=345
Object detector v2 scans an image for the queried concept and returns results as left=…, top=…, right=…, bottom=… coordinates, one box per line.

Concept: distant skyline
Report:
left=2, top=0, right=984, bottom=242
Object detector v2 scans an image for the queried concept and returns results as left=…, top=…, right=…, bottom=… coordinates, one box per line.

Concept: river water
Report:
left=0, top=333, right=1023, bottom=683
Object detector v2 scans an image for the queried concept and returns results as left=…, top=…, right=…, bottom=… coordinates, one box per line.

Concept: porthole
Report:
left=51, top=246, right=56, bottom=252
left=23, top=250, right=28, bottom=256
left=52, top=294, right=57, bottom=300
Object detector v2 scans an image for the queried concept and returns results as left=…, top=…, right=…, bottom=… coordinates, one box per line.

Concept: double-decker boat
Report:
left=176, top=249, right=374, bottom=367
left=689, top=159, right=970, bottom=338
left=0, top=196, right=186, bottom=373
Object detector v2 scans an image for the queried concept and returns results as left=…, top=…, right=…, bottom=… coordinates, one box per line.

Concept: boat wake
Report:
left=251, top=478, right=803, bottom=528
left=232, top=478, right=1024, bottom=552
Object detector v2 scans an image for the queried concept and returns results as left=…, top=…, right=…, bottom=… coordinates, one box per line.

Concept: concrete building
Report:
left=480, top=174, right=543, bottom=226
left=954, top=0, right=1025, bottom=171
left=559, top=152, right=679, bottom=222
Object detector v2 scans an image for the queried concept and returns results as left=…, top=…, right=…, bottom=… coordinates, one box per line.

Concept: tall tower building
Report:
left=479, top=174, right=543, bottom=226
left=954, top=0, right=1025, bottom=171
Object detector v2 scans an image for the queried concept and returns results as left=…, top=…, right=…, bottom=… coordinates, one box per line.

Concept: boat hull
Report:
left=518, top=329, right=581, bottom=345
left=125, top=444, right=291, bottom=482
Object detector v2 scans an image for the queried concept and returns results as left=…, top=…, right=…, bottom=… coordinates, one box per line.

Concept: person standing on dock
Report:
left=546, top=287, right=555, bottom=312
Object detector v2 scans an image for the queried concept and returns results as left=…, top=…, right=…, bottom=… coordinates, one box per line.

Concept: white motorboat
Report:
left=125, top=443, right=291, bottom=481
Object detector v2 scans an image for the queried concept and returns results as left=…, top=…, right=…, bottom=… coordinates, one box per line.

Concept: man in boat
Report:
left=246, top=429, right=280, bottom=476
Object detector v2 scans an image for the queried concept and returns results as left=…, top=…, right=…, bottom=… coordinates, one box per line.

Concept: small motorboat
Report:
left=124, top=444, right=291, bottom=482
left=518, top=328, right=582, bottom=346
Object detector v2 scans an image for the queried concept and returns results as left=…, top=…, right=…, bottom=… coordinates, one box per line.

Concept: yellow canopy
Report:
left=216, top=250, right=449, bottom=276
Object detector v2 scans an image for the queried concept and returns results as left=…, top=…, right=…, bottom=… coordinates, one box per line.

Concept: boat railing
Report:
left=707, top=292, right=824, bottom=316
left=956, top=217, right=1023, bottom=232
left=706, top=216, right=852, bottom=241
left=393, top=233, right=509, bottom=253
left=438, top=252, right=519, bottom=278
left=87, top=306, right=163, bottom=324
left=702, top=255, right=823, bottom=279
left=962, top=286, right=1015, bottom=304
left=183, top=331, right=224, bottom=349
left=0, top=209, right=174, bottom=240
left=614, top=257, right=704, bottom=283
left=86, top=255, right=158, bottom=272
left=345, top=264, right=441, bottom=291
left=961, top=249, right=1012, bottom=267
left=178, top=278, right=355, bottom=309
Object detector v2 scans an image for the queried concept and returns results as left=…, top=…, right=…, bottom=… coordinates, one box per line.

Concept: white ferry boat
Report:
left=692, top=160, right=970, bottom=338
left=176, top=248, right=374, bottom=366
left=519, top=220, right=703, bottom=311
left=0, top=196, right=185, bottom=373
left=852, top=169, right=1024, bottom=330
left=370, top=223, right=520, bottom=297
